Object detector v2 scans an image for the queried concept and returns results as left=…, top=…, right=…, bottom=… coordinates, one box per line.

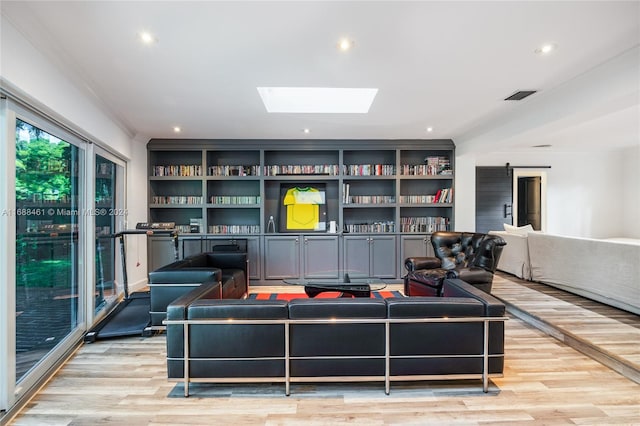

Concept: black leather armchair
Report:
left=404, top=231, right=506, bottom=296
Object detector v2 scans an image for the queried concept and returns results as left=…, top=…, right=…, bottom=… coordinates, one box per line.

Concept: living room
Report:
left=1, top=1, right=639, bottom=424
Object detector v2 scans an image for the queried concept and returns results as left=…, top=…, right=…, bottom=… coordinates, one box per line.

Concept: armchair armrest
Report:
left=451, top=266, right=495, bottom=285
left=405, top=256, right=442, bottom=272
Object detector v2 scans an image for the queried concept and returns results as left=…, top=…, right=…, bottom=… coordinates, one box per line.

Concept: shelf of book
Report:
left=148, top=140, right=455, bottom=280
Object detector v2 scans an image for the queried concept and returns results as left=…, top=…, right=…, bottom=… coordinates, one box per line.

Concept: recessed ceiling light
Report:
left=535, top=43, right=557, bottom=55
left=173, top=126, right=181, bottom=133
left=257, top=87, right=378, bottom=113
left=426, top=127, right=433, bottom=133
left=303, top=128, right=311, bottom=134
left=139, top=31, right=157, bottom=45
left=338, top=38, right=354, bottom=51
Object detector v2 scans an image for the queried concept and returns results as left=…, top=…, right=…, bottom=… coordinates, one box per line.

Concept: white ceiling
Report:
left=2, top=1, right=639, bottom=152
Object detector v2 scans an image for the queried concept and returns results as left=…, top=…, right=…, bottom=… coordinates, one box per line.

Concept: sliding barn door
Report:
left=475, top=167, right=513, bottom=234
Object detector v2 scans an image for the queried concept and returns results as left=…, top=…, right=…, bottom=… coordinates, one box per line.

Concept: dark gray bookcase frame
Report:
left=147, top=139, right=455, bottom=281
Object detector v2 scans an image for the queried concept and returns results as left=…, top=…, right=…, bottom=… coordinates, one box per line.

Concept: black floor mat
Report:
left=95, top=294, right=150, bottom=338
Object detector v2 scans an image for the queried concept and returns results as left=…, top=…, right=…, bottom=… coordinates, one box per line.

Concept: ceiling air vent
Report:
left=504, top=90, right=537, bottom=101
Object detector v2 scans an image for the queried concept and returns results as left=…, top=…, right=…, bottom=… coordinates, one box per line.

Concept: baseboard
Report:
left=128, top=278, right=149, bottom=294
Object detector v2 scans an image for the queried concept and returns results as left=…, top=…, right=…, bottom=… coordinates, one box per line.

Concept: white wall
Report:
left=125, top=138, right=150, bottom=290
left=2, top=16, right=146, bottom=282
left=453, top=153, right=476, bottom=232
left=469, top=149, right=631, bottom=238
left=1, top=16, right=132, bottom=157
left=620, top=144, right=640, bottom=238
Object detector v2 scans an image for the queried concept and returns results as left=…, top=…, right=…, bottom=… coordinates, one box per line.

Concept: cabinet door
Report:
left=370, top=235, right=397, bottom=278
left=264, top=236, right=300, bottom=279
left=302, top=235, right=339, bottom=279
left=205, top=238, right=237, bottom=251
left=148, top=237, right=179, bottom=271
left=246, top=236, right=261, bottom=280
left=181, top=237, right=203, bottom=258
left=401, top=233, right=434, bottom=258
left=342, top=236, right=372, bottom=278
left=400, top=235, right=429, bottom=276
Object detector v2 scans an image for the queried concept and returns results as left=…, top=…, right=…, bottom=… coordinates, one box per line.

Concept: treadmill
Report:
left=84, top=223, right=178, bottom=342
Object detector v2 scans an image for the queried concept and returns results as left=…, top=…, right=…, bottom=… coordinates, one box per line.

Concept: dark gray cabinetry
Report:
left=204, top=236, right=261, bottom=280
left=302, top=235, right=340, bottom=279
left=148, top=236, right=179, bottom=272
left=264, top=235, right=300, bottom=279
left=246, top=237, right=261, bottom=280
left=343, top=235, right=397, bottom=279
left=181, top=236, right=203, bottom=258
left=264, top=235, right=339, bottom=280
left=147, top=140, right=455, bottom=282
left=150, top=235, right=261, bottom=280
left=399, top=235, right=434, bottom=276
left=400, top=235, right=434, bottom=257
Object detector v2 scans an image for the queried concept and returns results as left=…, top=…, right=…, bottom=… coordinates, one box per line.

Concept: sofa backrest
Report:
left=187, top=300, right=288, bottom=361
left=205, top=252, right=247, bottom=271
left=188, top=299, right=288, bottom=320
left=288, top=298, right=387, bottom=319
left=288, top=298, right=387, bottom=364
left=386, top=297, right=485, bottom=318
left=148, top=267, right=221, bottom=285
left=152, top=252, right=208, bottom=271
left=431, top=231, right=506, bottom=272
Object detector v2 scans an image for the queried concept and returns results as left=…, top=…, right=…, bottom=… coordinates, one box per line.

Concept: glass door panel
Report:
left=15, top=119, right=83, bottom=381
left=95, top=155, right=117, bottom=314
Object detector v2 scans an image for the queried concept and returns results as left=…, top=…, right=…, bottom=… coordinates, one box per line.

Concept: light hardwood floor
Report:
left=8, top=280, right=640, bottom=425
left=491, top=273, right=640, bottom=385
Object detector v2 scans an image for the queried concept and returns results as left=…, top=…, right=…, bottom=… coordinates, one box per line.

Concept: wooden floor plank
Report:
left=8, top=279, right=640, bottom=425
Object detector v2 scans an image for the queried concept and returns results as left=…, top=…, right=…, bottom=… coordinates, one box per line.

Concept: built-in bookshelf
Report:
left=208, top=165, right=260, bottom=176
left=147, top=140, right=455, bottom=281
left=343, top=164, right=395, bottom=176
left=148, top=141, right=454, bottom=236
left=400, top=216, right=450, bottom=233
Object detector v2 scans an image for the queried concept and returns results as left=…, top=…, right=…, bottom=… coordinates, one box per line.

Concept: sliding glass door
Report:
left=14, top=118, right=85, bottom=381
left=1, top=96, right=128, bottom=414
left=94, top=152, right=126, bottom=317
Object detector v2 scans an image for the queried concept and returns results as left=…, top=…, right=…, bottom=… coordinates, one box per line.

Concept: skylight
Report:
left=256, top=87, right=378, bottom=113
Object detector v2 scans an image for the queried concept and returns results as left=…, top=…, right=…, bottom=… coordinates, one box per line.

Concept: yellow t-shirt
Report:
left=283, top=187, right=324, bottom=230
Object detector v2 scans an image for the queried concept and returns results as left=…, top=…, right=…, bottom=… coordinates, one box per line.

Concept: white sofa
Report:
left=527, top=233, right=640, bottom=315
left=488, top=231, right=531, bottom=280
left=492, top=228, right=640, bottom=315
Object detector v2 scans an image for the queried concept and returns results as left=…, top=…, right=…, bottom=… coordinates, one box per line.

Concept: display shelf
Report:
left=150, top=150, right=203, bottom=177
left=342, top=179, right=395, bottom=205
left=264, top=150, right=339, bottom=176
left=400, top=150, right=452, bottom=176
left=207, top=179, right=260, bottom=205
left=149, top=179, right=203, bottom=207
left=207, top=207, right=260, bottom=235
left=148, top=140, right=455, bottom=281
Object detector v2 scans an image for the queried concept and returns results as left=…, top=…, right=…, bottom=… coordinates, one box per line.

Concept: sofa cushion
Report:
left=288, top=298, right=387, bottom=319
left=504, top=223, right=534, bottom=236
left=206, top=252, right=247, bottom=271
left=387, top=297, right=485, bottom=318
left=288, top=298, right=387, bottom=372
left=188, top=299, right=288, bottom=319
